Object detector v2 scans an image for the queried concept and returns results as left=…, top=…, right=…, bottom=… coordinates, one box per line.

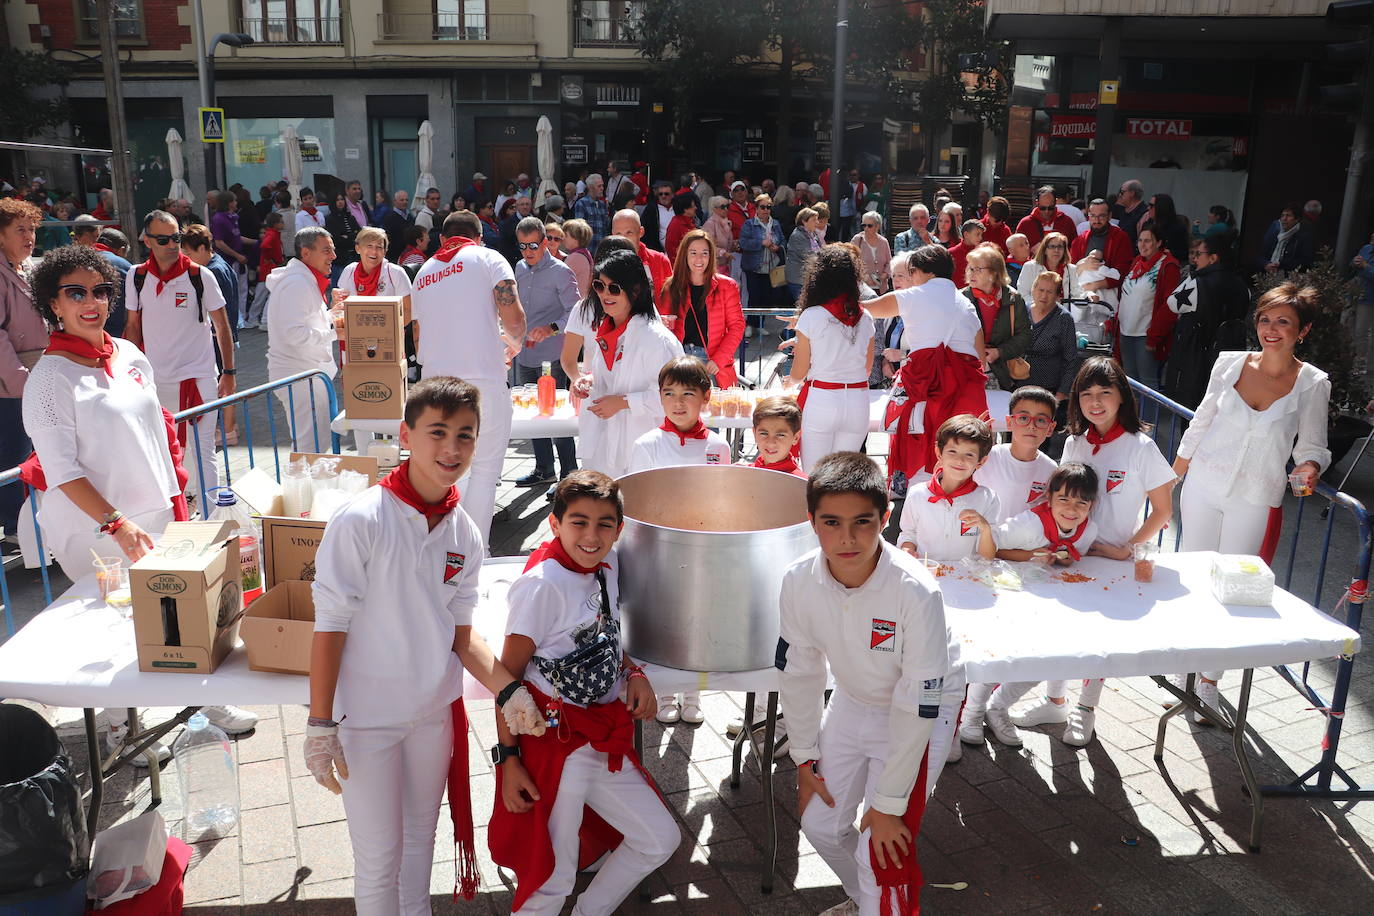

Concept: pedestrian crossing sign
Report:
left=199, top=107, right=226, bottom=144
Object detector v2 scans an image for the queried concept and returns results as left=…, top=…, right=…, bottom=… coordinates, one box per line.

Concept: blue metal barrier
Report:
left=0, top=369, right=340, bottom=639
left=1130, top=377, right=1374, bottom=805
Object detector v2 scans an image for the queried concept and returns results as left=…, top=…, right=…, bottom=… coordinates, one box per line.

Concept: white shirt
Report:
left=1061, top=429, right=1175, bottom=547
left=23, top=342, right=179, bottom=544
left=897, top=479, right=1001, bottom=562
left=506, top=551, right=623, bottom=707
left=975, top=444, right=1059, bottom=524
left=1177, top=352, right=1331, bottom=508
left=893, top=278, right=981, bottom=357
left=656, top=205, right=673, bottom=246
left=994, top=507, right=1099, bottom=554
left=1016, top=260, right=1083, bottom=304
left=124, top=261, right=225, bottom=382
left=795, top=306, right=875, bottom=384
left=628, top=425, right=731, bottom=474
left=295, top=208, right=326, bottom=232
left=778, top=542, right=949, bottom=815
left=1075, top=264, right=1120, bottom=309
left=338, top=261, right=413, bottom=301
left=411, top=244, right=515, bottom=382
left=264, top=259, right=337, bottom=380
left=1057, top=203, right=1086, bottom=228
left=312, top=487, right=483, bottom=729
left=414, top=207, right=438, bottom=232
left=1118, top=261, right=1164, bottom=337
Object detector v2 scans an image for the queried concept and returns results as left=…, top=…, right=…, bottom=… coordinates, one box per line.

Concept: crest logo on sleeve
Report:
left=960, top=518, right=977, bottom=536
left=443, top=551, right=466, bottom=585
left=1106, top=470, right=1126, bottom=493
left=127, top=366, right=147, bottom=387
left=1028, top=480, right=1047, bottom=504
left=870, top=618, right=896, bottom=651
left=174, top=292, right=189, bottom=309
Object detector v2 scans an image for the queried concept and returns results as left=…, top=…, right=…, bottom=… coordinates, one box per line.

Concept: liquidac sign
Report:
left=1125, top=118, right=1193, bottom=140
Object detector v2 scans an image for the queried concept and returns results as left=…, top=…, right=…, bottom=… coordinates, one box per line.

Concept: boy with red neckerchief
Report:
left=305, top=377, right=546, bottom=915
left=747, top=395, right=807, bottom=478
left=897, top=415, right=1000, bottom=563
left=627, top=356, right=729, bottom=476
left=489, top=470, right=677, bottom=915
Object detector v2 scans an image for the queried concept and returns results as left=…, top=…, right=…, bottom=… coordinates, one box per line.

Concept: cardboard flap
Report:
left=261, top=516, right=325, bottom=589
left=232, top=468, right=285, bottom=519
left=289, top=453, right=381, bottom=485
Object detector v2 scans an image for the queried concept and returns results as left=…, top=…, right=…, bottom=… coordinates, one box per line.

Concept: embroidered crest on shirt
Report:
left=127, top=366, right=147, bottom=387
left=1106, top=470, right=1126, bottom=493
left=443, top=551, right=466, bottom=584
left=1028, top=480, right=1047, bottom=504
left=174, top=292, right=188, bottom=309
left=706, top=452, right=722, bottom=464
left=870, top=618, right=896, bottom=651
left=960, top=518, right=976, bottom=536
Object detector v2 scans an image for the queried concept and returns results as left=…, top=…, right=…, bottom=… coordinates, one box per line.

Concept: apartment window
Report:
left=239, top=0, right=342, bottom=44
left=435, top=0, right=488, bottom=40
left=575, top=1, right=643, bottom=48
left=78, top=0, right=143, bottom=40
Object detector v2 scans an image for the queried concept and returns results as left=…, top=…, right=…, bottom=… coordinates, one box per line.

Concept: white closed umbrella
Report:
left=413, top=120, right=437, bottom=214
left=536, top=116, right=557, bottom=196
left=166, top=128, right=193, bottom=204
left=282, top=123, right=303, bottom=207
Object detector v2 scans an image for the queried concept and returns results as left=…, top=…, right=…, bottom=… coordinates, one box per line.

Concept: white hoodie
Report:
left=265, top=258, right=338, bottom=381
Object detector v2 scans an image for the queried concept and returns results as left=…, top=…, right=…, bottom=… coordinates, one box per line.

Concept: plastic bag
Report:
left=0, top=704, right=89, bottom=895
left=87, top=811, right=167, bottom=909
left=336, top=469, right=369, bottom=496
left=959, top=557, right=1026, bottom=591
left=308, top=457, right=341, bottom=490
left=281, top=458, right=312, bottom=518
left=308, top=489, right=351, bottom=521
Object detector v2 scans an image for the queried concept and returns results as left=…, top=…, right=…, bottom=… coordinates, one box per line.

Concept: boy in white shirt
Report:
left=779, top=452, right=949, bottom=916
left=489, top=471, right=677, bottom=915
left=747, top=395, right=807, bottom=477
left=304, top=377, right=546, bottom=915
left=628, top=356, right=731, bottom=475
left=976, top=386, right=1061, bottom=524
left=897, top=415, right=1000, bottom=563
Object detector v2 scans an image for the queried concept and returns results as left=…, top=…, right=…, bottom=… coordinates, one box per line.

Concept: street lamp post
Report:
left=191, top=0, right=253, bottom=197
left=828, top=0, right=848, bottom=235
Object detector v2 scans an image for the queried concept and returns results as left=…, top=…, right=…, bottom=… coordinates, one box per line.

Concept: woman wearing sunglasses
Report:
left=569, top=249, right=683, bottom=478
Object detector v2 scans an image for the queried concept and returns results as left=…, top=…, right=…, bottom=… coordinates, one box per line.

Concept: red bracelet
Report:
left=626, top=669, right=648, bottom=682
left=105, top=516, right=125, bottom=535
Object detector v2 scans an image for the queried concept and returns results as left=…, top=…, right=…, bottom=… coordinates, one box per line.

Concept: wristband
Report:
left=221, top=368, right=236, bottom=376
left=802, top=759, right=820, bottom=776
left=495, top=680, right=523, bottom=708
left=307, top=716, right=338, bottom=728
left=97, top=510, right=126, bottom=535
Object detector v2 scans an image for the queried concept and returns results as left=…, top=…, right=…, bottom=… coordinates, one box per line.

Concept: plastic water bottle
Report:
left=173, top=713, right=240, bottom=841
left=209, top=487, right=262, bottom=603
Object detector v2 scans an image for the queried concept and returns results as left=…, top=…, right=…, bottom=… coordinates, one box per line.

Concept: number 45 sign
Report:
left=199, top=107, right=225, bottom=144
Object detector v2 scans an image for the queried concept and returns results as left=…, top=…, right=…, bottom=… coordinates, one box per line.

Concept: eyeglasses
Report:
left=58, top=283, right=116, bottom=303
left=758, top=205, right=772, bottom=210
left=1008, top=412, right=1055, bottom=430
left=517, top=241, right=542, bottom=251
left=146, top=232, right=183, bottom=245
left=592, top=279, right=624, bottom=296
left=1046, top=243, right=1066, bottom=250
left=968, top=266, right=993, bottom=274
left=657, top=191, right=673, bottom=198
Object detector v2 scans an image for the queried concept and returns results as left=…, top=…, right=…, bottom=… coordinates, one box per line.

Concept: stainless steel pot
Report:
left=617, top=465, right=817, bottom=672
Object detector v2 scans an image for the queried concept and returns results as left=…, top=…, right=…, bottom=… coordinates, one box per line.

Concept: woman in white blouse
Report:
left=1016, top=231, right=1079, bottom=304
left=1172, top=282, right=1330, bottom=716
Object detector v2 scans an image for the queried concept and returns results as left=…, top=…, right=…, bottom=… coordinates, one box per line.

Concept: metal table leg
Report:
left=730, top=692, right=757, bottom=789
left=83, top=708, right=103, bottom=840
left=1154, top=674, right=1192, bottom=758
left=758, top=692, right=778, bottom=894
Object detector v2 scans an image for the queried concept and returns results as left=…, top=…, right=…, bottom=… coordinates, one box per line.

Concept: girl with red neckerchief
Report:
left=337, top=226, right=413, bottom=306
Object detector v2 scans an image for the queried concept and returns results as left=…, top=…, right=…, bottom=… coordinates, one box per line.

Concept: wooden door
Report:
left=487, top=145, right=533, bottom=185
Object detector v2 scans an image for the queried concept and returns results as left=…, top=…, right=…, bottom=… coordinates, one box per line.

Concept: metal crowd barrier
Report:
left=0, top=369, right=340, bottom=638
left=1130, top=378, right=1374, bottom=805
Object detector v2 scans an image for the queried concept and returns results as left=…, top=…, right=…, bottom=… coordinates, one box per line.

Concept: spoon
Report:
left=929, top=881, right=968, bottom=891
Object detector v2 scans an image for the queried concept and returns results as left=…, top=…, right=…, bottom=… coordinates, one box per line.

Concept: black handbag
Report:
left=531, top=569, right=622, bottom=707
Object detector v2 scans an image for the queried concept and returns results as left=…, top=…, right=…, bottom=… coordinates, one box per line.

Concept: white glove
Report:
left=501, top=685, right=547, bottom=737
left=304, top=724, right=349, bottom=794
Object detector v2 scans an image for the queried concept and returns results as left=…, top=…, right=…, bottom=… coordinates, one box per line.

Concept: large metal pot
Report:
left=617, top=465, right=817, bottom=672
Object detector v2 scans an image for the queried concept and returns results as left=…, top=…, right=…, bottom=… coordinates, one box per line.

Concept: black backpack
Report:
left=132, top=263, right=207, bottom=323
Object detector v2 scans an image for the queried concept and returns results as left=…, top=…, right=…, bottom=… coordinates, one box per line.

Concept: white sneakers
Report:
left=1011, top=698, right=1071, bottom=727
left=957, top=708, right=986, bottom=744
left=1189, top=680, right=1220, bottom=726
left=946, top=734, right=962, bottom=762
left=202, top=705, right=260, bottom=735
left=656, top=695, right=680, bottom=724
left=103, top=722, right=170, bottom=768
left=984, top=707, right=1023, bottom=747
left=657, top=693, right=704, bottom=725
left=1063, top=706, right=1096, bottom=747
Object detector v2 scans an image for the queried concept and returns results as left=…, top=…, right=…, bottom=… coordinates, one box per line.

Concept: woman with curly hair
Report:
left=0, top=197, right=48, bottom=537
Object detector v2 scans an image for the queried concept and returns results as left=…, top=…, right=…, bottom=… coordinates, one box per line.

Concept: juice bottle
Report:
left=537, top=361, right=557, bottom=417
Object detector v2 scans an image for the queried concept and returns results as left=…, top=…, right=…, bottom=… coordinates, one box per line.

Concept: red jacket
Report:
left=1070, top=225, right=1134, bottom=291
left=669, top=273, right=746, bottom=387
left=664, top=213, right=696, bottom=263
left=1015, top=210, right=1077, bottom=248
left=630, top=171, right=649, bottom=206
left=727, top=200, right=754, bottom=240
left=259, top=227, right=284, bottom=274
left=1135, top=253, right=1183, bottom=361
left=637, top=242, right=674, bottom=316
left=979, top=218, right=1011, bottom=256
left=949, top=242, right=975, bottom=288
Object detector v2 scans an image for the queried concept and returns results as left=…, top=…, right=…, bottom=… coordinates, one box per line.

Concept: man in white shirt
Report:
left=410, top=211, right=527, bottom=546
left=414, top=187, right=442, bottom=233
left=124, top=210, right=235, bottom=492
left=265, top=226, right=339, bottom=452
left=295, top=187, right=327, bottom=232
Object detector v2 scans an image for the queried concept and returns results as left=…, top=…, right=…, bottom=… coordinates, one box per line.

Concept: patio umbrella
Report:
left=282, top=122, right=303, bottom=208
left=414, top=120, right=437, bottom=214
left=536, top=116, right=557, bottom=197
left=165, top=128, right=193, bottom=204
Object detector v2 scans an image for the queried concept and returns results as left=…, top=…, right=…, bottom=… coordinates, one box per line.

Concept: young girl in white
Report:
left=1013, top=357, right=1175, bottom=746
left=788, top=244, right=876, bottom=471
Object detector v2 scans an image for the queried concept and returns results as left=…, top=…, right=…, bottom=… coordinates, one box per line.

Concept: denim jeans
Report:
left=1119, top=335, right=1162, bottom=423
left=0, top=398, right=30, bottom=534
left=515, top=361, right=577, bottom=477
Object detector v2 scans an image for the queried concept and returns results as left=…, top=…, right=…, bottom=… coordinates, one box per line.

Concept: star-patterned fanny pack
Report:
left=532, top=569, right=621, bottom=708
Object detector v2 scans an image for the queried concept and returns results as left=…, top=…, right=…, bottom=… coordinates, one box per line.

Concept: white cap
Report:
left=730, top=180, right=746, bottom=191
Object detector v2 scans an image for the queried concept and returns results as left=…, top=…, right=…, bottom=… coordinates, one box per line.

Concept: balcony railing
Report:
left=378, top=12, right=534, bottom=43
left=239, top=16, right=342, bottom=44
left=574, top=16, right=639, bottom=49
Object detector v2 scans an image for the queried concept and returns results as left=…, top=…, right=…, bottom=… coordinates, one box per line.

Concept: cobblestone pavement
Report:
left=10, top=326, right=1374, bottom=913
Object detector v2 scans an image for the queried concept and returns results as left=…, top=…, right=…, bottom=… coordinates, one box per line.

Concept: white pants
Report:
left=457, top=377, right=512, bottom=548
left=155, top=377, right=222, bottom=497
left=338, top=705, right=453, bottom=916
left=246, top=281, right=270, bottom=326
left=801, top=386, right=870, bottom=472
left=234, top=262, right=250, bottom=323
left=271, top=373, right=336, bottom=453
left=517, top=744, right=678, bottom=915
left=924, top=694, right=961, bottom=798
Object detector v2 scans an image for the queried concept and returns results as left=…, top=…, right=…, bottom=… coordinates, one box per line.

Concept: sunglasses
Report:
left=59, top=283, right=116, bottom=303
left=517, top=241, right=542, bottom=251
left=592, top=279, right=624, bottom=296
left=658, top=191, right=673, bottom=198
left=1008, top=412, right=1055, bottom=430
left=146, top=232, right=183, bottom=245
left=1038, top=206, right=1055, bottom=213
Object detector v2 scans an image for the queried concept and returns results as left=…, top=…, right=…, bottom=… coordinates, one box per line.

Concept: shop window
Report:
left=225, top=116, right=338, bottom=195
left=78, top=0, right=142, bottom=41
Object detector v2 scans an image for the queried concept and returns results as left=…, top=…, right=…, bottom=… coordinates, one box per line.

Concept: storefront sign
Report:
left=1098, top=80, right=1119, bottom=105
left=561, top=76, right=584, bottom=105
left=298, top=138, right=322, bottom=162
left=1125, top=118, right=1192, bottom=139
left=563, top=144, right=588, bottom=165
left=743, top=141, right=764, bottom=162
left=593, top=84, right=640, bottom=107
left=234, top=139, right=266, bottom=165
left=1049, top=115, right=1096, bottom=139
left=1232, top=137, right=1249, bottom=156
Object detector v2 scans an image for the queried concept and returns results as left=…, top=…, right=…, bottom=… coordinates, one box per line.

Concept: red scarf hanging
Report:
left=970, top=286, right=1001, bottom=339
left=306, top=263, right=330, bottom=303
left=1127, top=249, right=1165, bottom=281
left=301, top=204, right=318, bottom=217
left=753, top=454, right=803, bottom=476
left=595, top=316, right=629, bottom=371
left=1085, top=422, right=1125, bottom=455
left=926, top=472, right=978, bottom=505
left=522, top=537, right=611, bottom=575
left=659, top=417, right=709, bottom=446
left=379, top=460, right=460, bottom=519
left=434, top=235, right=479, bottom=263
left=1031, top=502, right=1089, bottom=562
left=818, top=295, right=861, bottom=328
left=869, top=749, right=930, bottom=916
left=445, top=699, right=480, bottom=900
left=175, top=379, right=204, bottom=448
left=353, top=261, right=382, bottom=297
left=143, top=253, right=191, bottom=295
left=93, top=242, right=114, bottom=253
left=884, top=346, right=989, bottom=481
left=45, top=331, right=115, bottom=377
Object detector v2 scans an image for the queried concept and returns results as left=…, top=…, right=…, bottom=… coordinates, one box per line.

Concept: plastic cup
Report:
left=555, top=389, right=569, bottom=410
left=1288, top=472, right=1313, bottom=498
left=1132, top=542, right=1156, bottom=583
left=94, top=557, right=132, bottom=612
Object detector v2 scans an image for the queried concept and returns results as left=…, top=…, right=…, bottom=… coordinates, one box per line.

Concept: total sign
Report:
left=1126, top=118, right=1192, bottom=140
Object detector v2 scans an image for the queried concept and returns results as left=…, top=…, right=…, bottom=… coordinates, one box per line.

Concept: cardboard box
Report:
left=342, top=362, right=407, bottom=420
left=344, top=296, right=405, bottom=364
left=131, top=521, right=243, bottom=673
left=238, top=580, right=316, bottom=674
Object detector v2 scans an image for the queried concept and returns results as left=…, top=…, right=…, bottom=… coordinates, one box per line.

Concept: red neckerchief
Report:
left=446, top=699, right=480, bottom=900
left=353, top=261, right=382, bottom=296
left=434, top=235, right=479, bottom=263
left=1031, top=503, right=1089, bottom=562
left=302, top=204, right=317, bottom=217
left=1085, top=422, right=1126, bottom=455
left=522, top=538, right=611, bottom=575
left=869, top=748, right=930, bottom=915
left=595, top=316, right=628, bottom=370
left=927, top=471, right=978, bottom=505
left=971, top=286, right=1000, bottom=338
left=93, top=242, right=114, bottom=253
left=754, top=454, right=801, bottom=475
left=1128, top=249, right=1165, bottom=280
left=379, top=460, right=460, bottom=519
left=45, top=331, right=115, bottom=377
left=305, top=263, right=330, bottom=302
left=818, top=295, right=861, bottom=328
left=143, top=253, right=191, bottom=295
left=659, top=417, right=709, bottom=446
left=176, top=378, right=203, bottom=448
